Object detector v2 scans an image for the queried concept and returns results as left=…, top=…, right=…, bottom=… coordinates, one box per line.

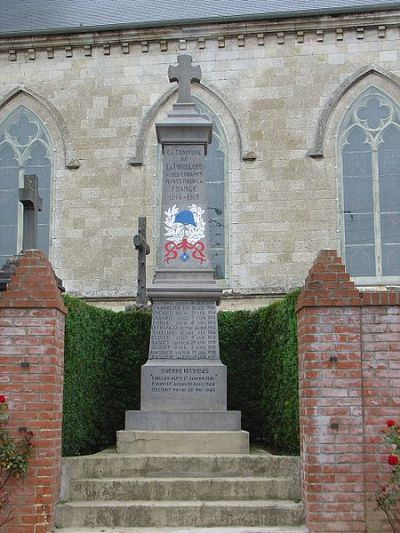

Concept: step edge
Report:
left=57, top=499, right=304, bottom=507
left=71, top=476, right=294, bottom=482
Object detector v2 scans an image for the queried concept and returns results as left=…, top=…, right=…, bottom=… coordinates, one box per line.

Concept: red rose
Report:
left=0, top=395, right=6, bottom=404
left=387, top=420, right=396, bottom=428
left=388, top=454, right=399, bottom=466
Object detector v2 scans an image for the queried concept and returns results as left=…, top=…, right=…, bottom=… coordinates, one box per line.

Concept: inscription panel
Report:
left=164, top=145, right=204, bottom=205
left=149, top=300, right=219, bottom=360
left=151, top=367, right=216, bottom=394
left=141, top=361, right=227, bottom=411
left=160, top=144, right=210, bottom=269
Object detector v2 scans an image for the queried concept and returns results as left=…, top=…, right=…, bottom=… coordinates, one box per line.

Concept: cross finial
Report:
left=168, top=55, right=202, bottom=104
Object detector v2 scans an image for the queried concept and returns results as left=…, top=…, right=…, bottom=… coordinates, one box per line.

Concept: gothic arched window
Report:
left=0, top=106, right=52, bottom=268
left=339, top=88, right=400, bottom=281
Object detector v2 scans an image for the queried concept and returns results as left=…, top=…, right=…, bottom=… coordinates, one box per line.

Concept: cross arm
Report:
left=133, top=234, right=150, bottom=255
left=19, top=175, right=42, bottom=211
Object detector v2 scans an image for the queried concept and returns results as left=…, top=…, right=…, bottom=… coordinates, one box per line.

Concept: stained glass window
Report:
left=0, top=106, right=52, bottom=268
left=340, top=88, right=400, bottom=279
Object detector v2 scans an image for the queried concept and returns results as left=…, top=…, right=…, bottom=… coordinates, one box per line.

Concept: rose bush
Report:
left=377, top=420, right=400, bottom=533
left=0, top=397, right=33, bottom=527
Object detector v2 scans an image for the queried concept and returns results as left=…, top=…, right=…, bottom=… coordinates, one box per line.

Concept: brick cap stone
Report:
left=0, top=250, right=67, bottom=313
left=296, top=249, right=360, bottom=310
left=296, top=250, right=400, bottom=310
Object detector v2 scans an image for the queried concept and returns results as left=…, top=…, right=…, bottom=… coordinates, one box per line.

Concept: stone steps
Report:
left=56, top=500, right=304, bottom=528
left=56, top=526, right=307, bottom=533
left=62, top=453, right=300, bottom=480
left=117, top=430, right=249, bottom=454
left=70, top=476, right=298, bottom=501
left=57, top=452, right=304, bottom=530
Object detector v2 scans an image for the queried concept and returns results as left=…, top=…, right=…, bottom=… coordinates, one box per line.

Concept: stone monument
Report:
left=133, top=216, right=150, bottom=307
left=19, top=174, right=42, bottom=250
left=118, top=55, right=248, bottom=454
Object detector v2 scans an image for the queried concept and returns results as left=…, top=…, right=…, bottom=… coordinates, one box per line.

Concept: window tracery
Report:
left=0, top=106, right=52, bottom=267
left=339, top=88, right=400, bottom=280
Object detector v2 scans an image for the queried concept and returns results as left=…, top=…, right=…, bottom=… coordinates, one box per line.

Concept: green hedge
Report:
left=62, top=296, right=151, bottom=456
left=259, top=289, right=301, bottom=454
left=63, top=291, right=300, bottom=456
left=218, top=310, right=263, bottom=440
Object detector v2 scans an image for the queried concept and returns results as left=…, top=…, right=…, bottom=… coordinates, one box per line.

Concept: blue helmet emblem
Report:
left=174, top=210, right=196, bottom=226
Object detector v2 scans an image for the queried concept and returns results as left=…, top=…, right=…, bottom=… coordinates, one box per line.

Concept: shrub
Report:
left=376, top=419, right=400, bottom=532
left=259, top=289, right=300, bottom=454
left=101, top=310, right=151, bottom=444
left=62, top=296, right=150, bottom=456
left=218, top=310, right=263, bottom=439
left=62, top=292, right=300, bottom=456
left=0, top=397, right=33, bottom=527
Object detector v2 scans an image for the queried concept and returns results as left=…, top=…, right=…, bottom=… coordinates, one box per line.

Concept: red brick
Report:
left=297, top=249, right=400, bottom=533
left=0, top=251, right=66, bottom=533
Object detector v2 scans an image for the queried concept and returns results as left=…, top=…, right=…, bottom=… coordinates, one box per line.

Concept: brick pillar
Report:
left=296, top=250, right=400, bottom=533
left=0, top=251, right=67, bottom=533
left=360, top=294, right=400, bottom=532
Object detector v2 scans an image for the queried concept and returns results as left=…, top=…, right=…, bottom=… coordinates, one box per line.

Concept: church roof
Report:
left=0, top=0, right=399, bottom=36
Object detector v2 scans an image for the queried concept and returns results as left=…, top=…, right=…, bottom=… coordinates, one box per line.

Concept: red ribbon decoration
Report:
left=164, top=241, right=179, bottom=263
left=164, top=238, right=206, bottom=264
left=191, top=241, right=206, bottom=263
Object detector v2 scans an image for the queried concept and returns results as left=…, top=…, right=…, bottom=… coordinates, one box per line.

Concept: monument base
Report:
left=141, top=359, right=227, bottom=411
left=117, top=430, right=249, bottom=454
left=125, top=410, right=241, bottom=431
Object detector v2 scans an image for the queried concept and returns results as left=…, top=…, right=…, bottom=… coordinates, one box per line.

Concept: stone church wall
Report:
left=0, top=9, right=399, bottom=308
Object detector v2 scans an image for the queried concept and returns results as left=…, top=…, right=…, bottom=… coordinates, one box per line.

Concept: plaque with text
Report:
left=141, top=361, right=227, bottom=411
left=149, top=300, right=219, bottom=360
left=160, top=144, right=210, bottom=269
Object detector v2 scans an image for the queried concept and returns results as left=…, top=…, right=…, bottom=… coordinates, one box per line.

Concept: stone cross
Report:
left=19, top=174, right=42, bottom=250
left=133, top=216, right=150, bottom=306
left=168, top=54, right=202, bottom=104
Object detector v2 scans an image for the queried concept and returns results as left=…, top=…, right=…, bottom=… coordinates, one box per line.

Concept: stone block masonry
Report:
left=0, top=250, right=66, bottom=533
left=2, top=10, right=400, bottom=309
left=296, top=250, right=400, bottom=533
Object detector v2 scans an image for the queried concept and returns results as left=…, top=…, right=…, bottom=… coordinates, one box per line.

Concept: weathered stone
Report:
left=18, top=174, right=42, bottom=250
left=132, top=216, right=150, bottom=307
left=127, top=55, right=244, bottom=441
left=1, top=11, right=398, bottom=310
left=116, top=430, right=249, bottom=454
left=125, top=410, right=241, bottom=430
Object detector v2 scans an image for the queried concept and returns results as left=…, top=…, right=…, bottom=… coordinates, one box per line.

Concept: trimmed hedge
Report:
left=259, top=289, right=301, bottom=454
left=218, top=310, right=263, bottom=440
left=62, top=296, right=151, bottom=456
left=62, top=291, right=300, bottom=456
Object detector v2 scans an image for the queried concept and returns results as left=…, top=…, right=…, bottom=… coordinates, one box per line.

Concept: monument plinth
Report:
left=119, top=55, right=248, bottom=452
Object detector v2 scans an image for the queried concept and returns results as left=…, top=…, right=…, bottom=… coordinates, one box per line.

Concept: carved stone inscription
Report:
left=151, top=367, right=216, bottom=394
left=160, top=144, right=210, bottom=269
left=141, top=361, right=227, bottom=410
left=149, top=300, right=219, bottom=360
left=163, top=145, right=204, bottom=205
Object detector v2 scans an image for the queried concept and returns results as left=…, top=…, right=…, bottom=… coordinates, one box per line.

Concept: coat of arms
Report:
left=164, top=204, right=206, bottom=264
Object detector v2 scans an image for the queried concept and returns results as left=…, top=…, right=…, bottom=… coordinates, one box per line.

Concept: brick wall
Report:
left=296, top=250, right=400, bottom=533
left=0, top=250, right=66, bottom=533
